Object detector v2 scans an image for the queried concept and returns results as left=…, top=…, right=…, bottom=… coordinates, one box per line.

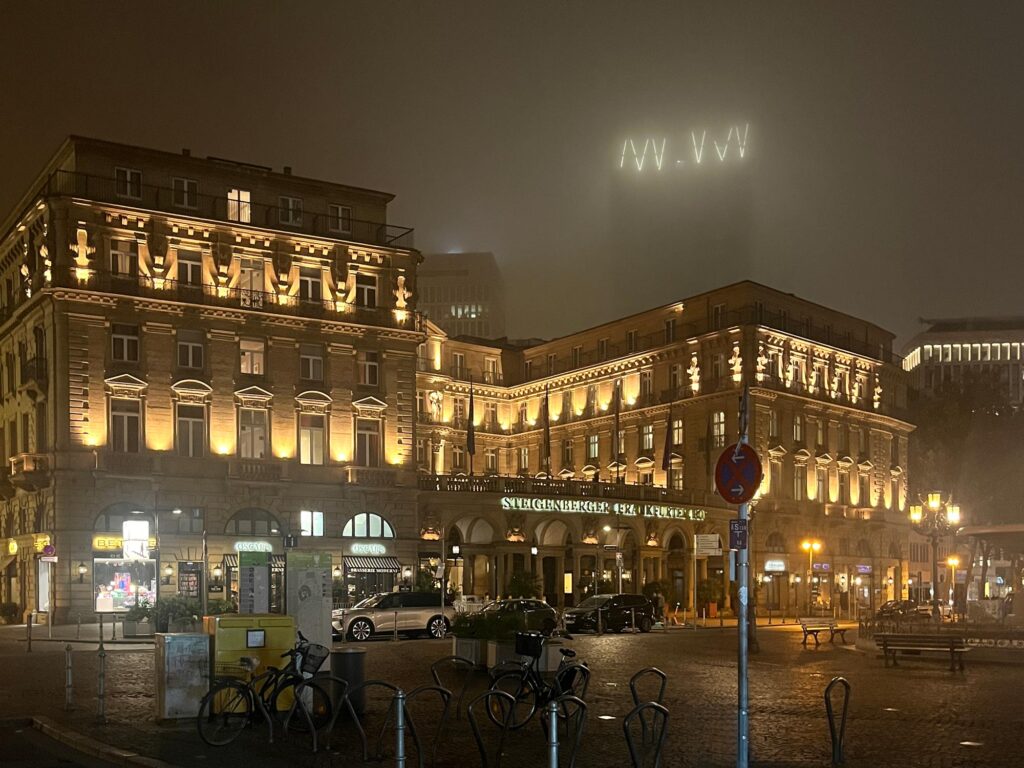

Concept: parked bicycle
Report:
left=197, top=631, right=332, bottom=746
left=487, top=631, right=589, bottom=729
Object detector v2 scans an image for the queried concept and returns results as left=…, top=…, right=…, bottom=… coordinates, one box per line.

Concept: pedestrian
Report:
left=654, top=590, right=666, bottom=622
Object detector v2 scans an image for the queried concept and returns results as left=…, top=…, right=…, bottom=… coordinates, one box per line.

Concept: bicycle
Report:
left=197, top=631, right=332, bottom=746
left=487, top=631, right=589, bottom=729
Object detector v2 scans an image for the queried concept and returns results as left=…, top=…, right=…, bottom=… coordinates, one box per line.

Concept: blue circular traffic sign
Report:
left=714, top=443, right=763, bottom=504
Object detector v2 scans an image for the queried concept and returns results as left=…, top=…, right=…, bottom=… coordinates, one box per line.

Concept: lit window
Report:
left=240, top=339, right=265, bottom=374
left=238, top=408, right=267, bottom=460
left=110, top=399, right=140, bottom=454
left=640, top=370, right=652, bottom=396
left=227, top=188, right=251, bottom=223
left=452, top=352, right=466, bottom=378
left=176, top=404, right=205, bottom=458
left=587, top=434, right=599, bottom=461
left=452, top=444, right=465, bottom=470
left=300, top=510, right=324, bottom=537
left=115, top=167, right=142, bottom=200
left=329, top=204, right=352, bottom=234
left=110, top=240, right=139, bottom=276
left=669, top=467, right=684, bottom=490
left=641, top=424, right=654, bottom=451
left=518, top=446, right=529, bottom=473
left=342, top=512, right=395, bottom=538
left=711, top=411, right=726, bottom=448
left=355, top=418, right=381, bottom=467
left=793, top=414, right=804, bottom=443
left=299, top=413, right=325, bottom=465
left=672, top=418, right=683, bottom=446
left=279, top=196, right=303, bottom=226
left=485, top=448, right=498, bottom=473
left=172, top=177, right=197, bottom=209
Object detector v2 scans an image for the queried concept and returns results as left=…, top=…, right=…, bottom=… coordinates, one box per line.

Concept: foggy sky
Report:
left=2, top=2, right=1022, bottom=347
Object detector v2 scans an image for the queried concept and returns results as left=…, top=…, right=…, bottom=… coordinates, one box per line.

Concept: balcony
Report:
left=94, top=450, right=156, bottom=476
left=46, top=170, right=415, bottom=249
left=63, top=274, right=422, bottom=333
left=19, top=357, right=48, bottom=396
left=417, top=473, right=719, bottom=509
left=415, top=358, right=504, bottom=385
left=228, top=459, right=283, bottom=483
left=9, top=453, right=51, bottom=491
left=345, top=466, right=397, bottom=487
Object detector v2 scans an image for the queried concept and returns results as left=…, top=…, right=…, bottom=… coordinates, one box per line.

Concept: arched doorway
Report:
left=621, top=529, right=640, bottom=594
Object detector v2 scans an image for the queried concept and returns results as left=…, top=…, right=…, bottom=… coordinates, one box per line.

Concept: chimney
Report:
left=182, top=148, right=191, bottom=157
left=283, top=166, right=292, bottom=176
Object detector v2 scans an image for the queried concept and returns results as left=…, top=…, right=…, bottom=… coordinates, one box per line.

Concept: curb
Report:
left=31, top=715, right=177, bottom=768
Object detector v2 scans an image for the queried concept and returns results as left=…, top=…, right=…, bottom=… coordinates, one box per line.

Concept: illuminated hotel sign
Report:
left=618, top=124, right=749, bottom=171
left=234, top=541, right=274, bottom=553
left=499, top=496, right=706, bottom=521
left=92, top=535, right=157, bottom=553
left=350, top=542, right=387, bottom=556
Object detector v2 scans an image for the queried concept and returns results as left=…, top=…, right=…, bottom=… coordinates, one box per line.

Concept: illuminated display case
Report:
left=93, top=558, right=156, bottom=612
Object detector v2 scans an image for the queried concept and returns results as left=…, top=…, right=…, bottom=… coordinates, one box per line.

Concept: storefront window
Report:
left=94, top=558, right=156, bottom=612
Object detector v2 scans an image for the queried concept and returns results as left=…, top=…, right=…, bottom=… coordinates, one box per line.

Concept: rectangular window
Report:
left=769, top=410, right=779, bottom=439
left=453, top=397, right=466, bottom=424
left=627, top=330, right=638, bottom=353
left=452, top=444, right=465, bottom=470
left=355, top=273, right=377, bottom=306
left=299, top=413, right=325, bottom=465
left=110, top=239, right=139, bottom=276
left=547, top=354, right=557, bottom=375
left=238, top=408, right=268, bottom=460
left=240, top=339, right=265, bottom=374
left=177, top=338, right=204, bottom=369
left=641, top=424, right=654, bottom=451
left=358, top=350, right=380, bottom=386
left=816, top=467, right=827, bottom=501
left=300, top=510, right=324, bottom=537
left=227, top=188, right=251, bottom=223
left=7, top=419, right=15, bottom=459
left=639, top=470, right=654, bottom=486
left=111, top=324, right=139, bottom=363
left=859, top=473, right=871, bottom=506
left=572, top=346, right=583, bottom=368
left=452, top=352, right=466, bottom=378
left=115, top=167, right=142, bottom=199
left=110, top=399, right=140, bottom=454
left=518, top=402, right=528, bottom=426
left=172, top=177, right=197, bottom=209
left=669, top=364, right=683, bottom=392
left=793, top=414, right=804, bottom=443
left=176, top=404, right=205, bottom=458
left=562, top=439, right=573, bottom=467
left=21, top=413, right=28, bottom=453
left=328, top=204, right=352, bottom=233
left=598, top=338, right=609, bottom=361
left=672, top=418, right=684, bottom=446
left=356, top=418, right=381, bottom=467
left=177, top=249, right=202, bottom=286
left=838, top=472, right=849, bottom=504
left=299, top=269, right=322, bottom=302
left=859, top=428, right=868, bottom=455
left=712, top=353, right=726, bottom=380
left=485, top=402, right=498, bottom=428
left=640, top=370, right=653, bottom=396
left=770, top=461, right=782, bottom=496
left=416, top=438, right=427, bottom=466
left=794, top=464, right=806, bottom=501
left=299, top=344, right=324, bottom=381
left=485, top=448, right=498, bottom=473
left=279, top=196, right=303, bottom=226
left=669, top=466, right=684, bottom=490
left=664, top=318, right=676, bottom=343
left=524, top=360, right=533, bottom=379
left=517, top=446, right=529, bottom=473
left=816, top=419, right=826, bottom=448
left=587, top=434, right=599, bottom=461
left=484, top=357, right=498, bottom=384
left=711, top=303, right=726, bottom=330
left=711, top=411, right=726, bottom=448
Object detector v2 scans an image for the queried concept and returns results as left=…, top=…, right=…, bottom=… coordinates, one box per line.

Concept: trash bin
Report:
left=330, top=646, right=366, bottom=715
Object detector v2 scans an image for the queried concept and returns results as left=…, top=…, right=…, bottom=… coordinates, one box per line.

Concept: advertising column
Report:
left=286, top=552, right=332, bottom=648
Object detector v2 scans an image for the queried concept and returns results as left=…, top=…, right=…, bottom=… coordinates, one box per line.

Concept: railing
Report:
left=417, top=473, right=720, bottom=507
left=20, top=357, right=48, bottom=390
left=56, top=273, right=422, bottom=332
left=415, top=358, right=504, bottom=385
left=228, top=459, right=282, bottom=483
left=345, top=466, right=397, bottom=487
left=46, top=170, right=415, bottom=248
left=10, top=453, right=50, bottom=476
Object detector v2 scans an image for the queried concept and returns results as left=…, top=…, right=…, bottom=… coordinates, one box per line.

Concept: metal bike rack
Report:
left=824, top=676, right=851, bottom=765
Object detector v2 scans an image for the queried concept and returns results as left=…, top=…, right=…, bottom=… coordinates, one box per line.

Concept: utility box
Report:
left=204, top=613, right=296, bottom=681
left=155, top=633, right=210, bottom=720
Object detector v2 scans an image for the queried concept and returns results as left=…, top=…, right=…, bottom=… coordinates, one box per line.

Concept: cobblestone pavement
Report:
left=0, top=623, right=1020, bottom=768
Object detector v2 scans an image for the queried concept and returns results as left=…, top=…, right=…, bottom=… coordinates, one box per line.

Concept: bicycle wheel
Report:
left=197, top=680, right=252, bottom=746
left=270, top=678, right=332, bottom=732
left=488, top=672, right=538, bottom=730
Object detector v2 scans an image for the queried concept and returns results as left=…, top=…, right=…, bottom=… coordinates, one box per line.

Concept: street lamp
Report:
left=946, top=555, right=960, bottom=616
left=909, top=492, right=962, bottom=619
left=800, top=539, right=823, bottom=615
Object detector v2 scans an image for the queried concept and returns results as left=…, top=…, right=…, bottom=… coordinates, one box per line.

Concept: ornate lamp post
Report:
left=946, top=555, right=960, bottom=617
left=800, top=539, right=822, bottom=615
left=909, top=492, right=962, bottom=619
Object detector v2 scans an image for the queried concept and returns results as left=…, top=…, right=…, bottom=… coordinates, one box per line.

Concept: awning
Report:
left=345, top=556, right=401, bottom=574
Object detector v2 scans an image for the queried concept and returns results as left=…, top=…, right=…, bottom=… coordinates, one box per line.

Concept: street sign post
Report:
left=715, top=443, right=763, bottom=504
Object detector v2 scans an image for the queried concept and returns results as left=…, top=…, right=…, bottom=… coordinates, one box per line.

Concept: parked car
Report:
left=455, top=594, right=487, bottom=614
left=332, top=592, right=455, bottom=641
left=479, top=598, right=558, bottom=635
left=914, top=599, right=953, bottom=620
left=563, top=593, right=654, bottom=633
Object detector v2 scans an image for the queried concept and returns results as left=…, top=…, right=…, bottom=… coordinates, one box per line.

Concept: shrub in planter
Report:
left=154, top=596, right=200, bottom=633
left=124, top=599, right=153, bottom=623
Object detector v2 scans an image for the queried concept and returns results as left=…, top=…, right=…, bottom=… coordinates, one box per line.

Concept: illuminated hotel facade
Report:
left=0, top=136, right=915, bottom=623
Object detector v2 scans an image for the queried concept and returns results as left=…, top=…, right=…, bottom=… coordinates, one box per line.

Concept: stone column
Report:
left=555, top=555, right=565, bottom=608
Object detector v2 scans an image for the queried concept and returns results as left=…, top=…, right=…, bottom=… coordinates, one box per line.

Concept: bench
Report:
left=875, top=633, right=969, bottom=672
left=800, top=620, right=848, bottom=646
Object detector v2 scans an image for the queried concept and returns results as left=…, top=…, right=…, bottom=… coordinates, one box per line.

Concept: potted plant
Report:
left=450, top=612, right=486, bottom=667
left=482, top=611, right=525, bottom=669
left=123, top=599, right=154, bottom=637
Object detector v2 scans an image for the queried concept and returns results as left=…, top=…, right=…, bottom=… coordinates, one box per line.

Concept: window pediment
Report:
left=837, top=455, right=855, bottom=467
left=792, top=448, right=812, bottom=464
left=234, top=385, right=274, bottom=408
left=171, top=378, right=212, bottom=404
left=296, top=390, right=333, bottom=414
left=104, top=373, right=147, bottom=399
left=767, top=444, right=787, bottom=459
left=635, top=456, right=655, bottom=469
left=353, top=395, right=387, bottom=415
left=558, top=467, right=576, bottom=478
left=815, top=452, right=833, bottom=465
left=858, top=458, right=874, bottom=471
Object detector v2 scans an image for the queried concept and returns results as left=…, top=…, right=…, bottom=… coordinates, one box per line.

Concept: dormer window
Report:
left=329, top=204, right=352, bottom=234
left=115, top=167, right=142, bottom=200
left=173, top=177, right=197, bottom=209
left=227, top=188, right=251, bottom=223
left=279, top=196, right=303, bottom=226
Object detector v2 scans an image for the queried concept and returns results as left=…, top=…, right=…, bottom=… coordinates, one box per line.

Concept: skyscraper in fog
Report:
left=418, top=252, right=506, bottom=338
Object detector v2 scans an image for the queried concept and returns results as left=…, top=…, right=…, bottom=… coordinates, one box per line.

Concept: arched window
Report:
left=94, top=503, right=152, bottom=532
left=225, top=508, right=281, bottom=536
left=342, top=512, right=395, bottom=539
left=856, top=539, right=873, bottom=558
left=765, top=531, right=786, bottom=554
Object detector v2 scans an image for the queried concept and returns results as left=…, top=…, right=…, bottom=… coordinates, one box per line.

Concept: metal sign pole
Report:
left=737, top=386, right=751, bottom=768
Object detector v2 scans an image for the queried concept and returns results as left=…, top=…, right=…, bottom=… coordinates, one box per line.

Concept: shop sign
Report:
left=349, top=542, right=387, bottom=556
left=499, top=496, right=706, bottom=521
left=234, top=540, right=274, bottom=553
left=855, top=564, right=873, bottom=574
left=92, top=534, right=157, bottom=552
left=764, top=559, right=787, bottom=573
left=177, top=561, right=202, bottom=598
left=812, top=562, right=831, bottom=572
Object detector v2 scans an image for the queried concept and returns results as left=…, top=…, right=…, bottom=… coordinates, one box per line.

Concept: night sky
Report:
left=2, top=2, right=1021, bottom=346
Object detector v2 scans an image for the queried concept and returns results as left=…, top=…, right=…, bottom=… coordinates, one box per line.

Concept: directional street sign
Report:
left=729, top=518, right=748, bottom=550
left=714, top=443, right=764, bottom=505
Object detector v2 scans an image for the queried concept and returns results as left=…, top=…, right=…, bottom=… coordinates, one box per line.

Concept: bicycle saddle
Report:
left=560, top=648, right=577, bottom=658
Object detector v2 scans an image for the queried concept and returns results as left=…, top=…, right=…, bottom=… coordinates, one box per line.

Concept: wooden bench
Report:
left=800, top=620, right=848, bottom=646
left=875, top=633, right=969, bottom=672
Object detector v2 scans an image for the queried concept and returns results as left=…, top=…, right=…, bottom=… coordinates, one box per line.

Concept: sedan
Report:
left=480, top=598, right=558, bottom=635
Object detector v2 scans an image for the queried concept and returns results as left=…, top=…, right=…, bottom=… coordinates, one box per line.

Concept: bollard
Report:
left=26, top=612, right=32, bottom=653
left=111, top=614, right=117, bottom=640
left=547, top=699, right=559, bottom=768
left=597, top=607, right=603, bottom=635
left=65, top=644, right=74, bottom=711
left=98, top=613, right=104, bottom=644
left=394, top=688, right=406, bottom=768
left=77, top=613, right=82, bottom=640
left=394, top=611, right=399, bottom=642
left=824, top=676, right=851, bottom=766
left=97, top=641, right=107, bottom=723
left=630, top=607, right=636, bottom=632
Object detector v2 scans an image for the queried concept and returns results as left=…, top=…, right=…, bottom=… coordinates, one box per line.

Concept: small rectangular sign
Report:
left=729, top=519, right=748, bottom=550
left=694, top=534, right=722, bottom=557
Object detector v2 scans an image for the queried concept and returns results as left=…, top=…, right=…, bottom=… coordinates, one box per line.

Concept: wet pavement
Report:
left=0, top=622, right=1020, bottom=767
left=0, top=723, right=117, bottom=767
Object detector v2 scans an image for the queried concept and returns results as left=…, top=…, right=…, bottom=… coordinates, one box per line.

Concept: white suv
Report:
left=333, top=592, right=455, bottom=641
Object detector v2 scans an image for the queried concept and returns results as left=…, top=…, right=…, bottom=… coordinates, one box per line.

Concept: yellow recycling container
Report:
left=205, top=613, right=296, bottom=683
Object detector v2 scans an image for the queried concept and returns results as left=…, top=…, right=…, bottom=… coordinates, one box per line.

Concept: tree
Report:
left=506, top=570, right=541, bottom=598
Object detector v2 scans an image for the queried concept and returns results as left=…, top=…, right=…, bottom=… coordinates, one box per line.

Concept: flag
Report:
left=467, top=377, right=476, bottom=456
left=543, top=385, right=552, bottom=476
left=661, top=400, right=674, bottom=473
left=613, top=379, right=621, bottom=481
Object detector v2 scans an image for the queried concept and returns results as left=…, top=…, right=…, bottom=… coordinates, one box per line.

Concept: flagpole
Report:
left=467, top=376, right=475, bottom=478
left=614, top=379, right=621, bottom=485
